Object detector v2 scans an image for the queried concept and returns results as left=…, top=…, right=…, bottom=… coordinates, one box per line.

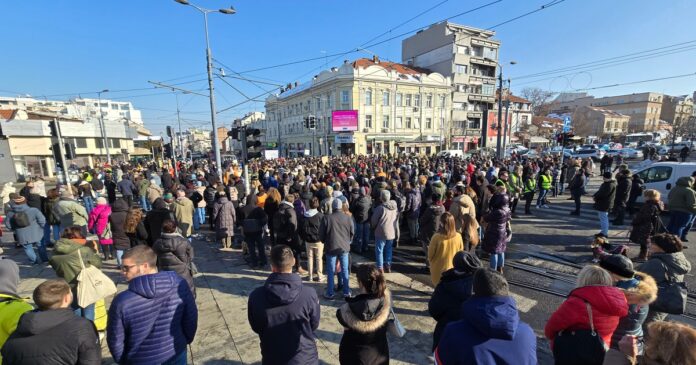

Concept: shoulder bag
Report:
left=650, top=262, right=687, bottom=314
left=387, top=306, right=406, bottom=338
left=552, top=301, right=607, bottom=365
left=76, top=249, right=117, bottom=308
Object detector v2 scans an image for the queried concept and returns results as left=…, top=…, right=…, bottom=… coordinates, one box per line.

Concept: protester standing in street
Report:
left=5, top=195, right=47, bottom=264
left=371, top=190, right=399, bottom=273
left=213, top=191, right=236, bottom=250
left=320, top=199, right=354, bottom=299
left=593, top=172, right=617, bottom=237
left=666, top=176, right=696, bottom=239
left=427, top=212, right=464, bottom=286
left=54, top=190, right=89, bottom=236
left=0, top=259, right=33, bottom=363
left=87, top=197, right=114, bottom=261
left=629, top=189, right=663, bottom=261
left=300, top=197, right=325, bottom=282
left=153, top=219, right=196, bottom=296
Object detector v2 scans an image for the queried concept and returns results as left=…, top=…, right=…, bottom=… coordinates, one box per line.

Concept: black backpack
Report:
left=91, top=178, right=104, bottom=191
left=11, top=211, right=31, bottom=229
left=190, top=191, right=203, bottom=205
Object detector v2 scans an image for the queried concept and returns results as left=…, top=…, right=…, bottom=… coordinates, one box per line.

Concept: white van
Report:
left=632, top=162, right=696, bottom=203
left=437, top=149, right=466, bottom=158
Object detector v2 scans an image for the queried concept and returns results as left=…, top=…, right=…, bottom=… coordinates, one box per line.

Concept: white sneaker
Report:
left=543, top=205, right=550, bottom=209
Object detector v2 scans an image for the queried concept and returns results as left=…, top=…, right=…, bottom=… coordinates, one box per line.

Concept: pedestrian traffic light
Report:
left=244, top=128, right=264, bottom=160
left=64, top=143, right=76, bottom=160
left=303, top=116, right=309, bottom=129
left=48, top=120, right=58, bottom=137
left=50, top=143, right=62, bottom=169
left=309, top=116, right=316, bottom=129
left=227, top=127, right=239, bottom=140
left=166, top=126, right=173, bottom=138
left=164, top=143, right=173, bottom=159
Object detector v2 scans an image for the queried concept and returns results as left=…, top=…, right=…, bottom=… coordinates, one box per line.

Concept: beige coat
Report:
left=147, top=184, right=163, bottom=204
left=449, top=194, right=478, bottom=231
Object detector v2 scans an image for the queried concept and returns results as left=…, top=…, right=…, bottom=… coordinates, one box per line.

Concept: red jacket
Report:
left=545, top=285, right=628, bottom=349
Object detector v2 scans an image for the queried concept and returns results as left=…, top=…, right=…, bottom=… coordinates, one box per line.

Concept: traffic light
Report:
left=164, top=143, right=173, bottom=158
left=51, top=143, right=63, bottom=170
left=303, top=116, right=309, bottom=129
left=64, top=143, right=76, bottom=160
left=309, top=116, right=316, bottom=129
left=245, top=128, right=263, bottom=160
left=227, top=127, right=239, bottom=140
left=48, top=120, right=58, bottom=137
left=166, top=126, right=173, bottom=138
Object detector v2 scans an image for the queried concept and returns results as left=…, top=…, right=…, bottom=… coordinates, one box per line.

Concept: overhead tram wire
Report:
left=565, top=72, right=696, bottom=93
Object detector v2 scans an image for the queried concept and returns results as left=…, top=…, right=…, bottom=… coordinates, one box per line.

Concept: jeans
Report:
left=246, top=232, right=267, bottom=266
left=353, top=221, right=370, bottom=252
left=162, top=350, right=187, bottom=365
left=72, top=301, right=95, bottom=322
left=139, top=195, right=151, bottom=211
left=536, top=189, right=548, bottom=206
left=407, top=217, right=419, bottom=242
left=194, top=207, right=206, bottom=230
left=83, top=196, right=95, bottom=214
left=683, top=214, right=696, bottom=240
left=115, top=249, right=124, bottom=267
left=490, top=252, right=505, bottom=270
left=375, top=239, right=394, bottom=269
left=42, top=224, right=61, bottom=246
left=325, top=252, right=350, bottom=297
left=598, top=211, right=609, bottom=236
left=21, top=243, right=41, bottom=264
left=667, top=211, right=694, bottom=239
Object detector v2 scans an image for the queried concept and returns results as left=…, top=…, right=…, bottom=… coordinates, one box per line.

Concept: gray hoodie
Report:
left=639, top=251, right=691, bottom=284
left=371, top=200, right=399, bottom=241
left=0, top=259, right=20, bottom=296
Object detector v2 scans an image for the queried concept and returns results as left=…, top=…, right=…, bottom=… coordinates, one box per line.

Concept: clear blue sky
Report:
left=2, top=0, right=694, bottom=135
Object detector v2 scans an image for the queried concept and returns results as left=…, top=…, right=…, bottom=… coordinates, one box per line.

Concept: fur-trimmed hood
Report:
left=619, top=272, right=658, bottom=306
left=338, top=290, right=391, bottom=333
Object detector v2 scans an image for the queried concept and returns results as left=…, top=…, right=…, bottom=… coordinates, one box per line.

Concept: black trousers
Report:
left=524, top=192, right=534, bottom=213
left=572, top=192, right=582, bottom=213
left=510, top=197, right=519, bottom=213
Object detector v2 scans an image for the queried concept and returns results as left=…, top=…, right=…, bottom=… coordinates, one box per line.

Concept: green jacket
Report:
left=49, top=238, right=103, bottom=290
left=668, top=176, right=696, bottom=214
left=0, top=294, right=33, bottom=363
left=170, top=197, right=195, bottom=237
left=540, top=174, right=552, bottom=190
left=138, top=179, right=150, bottom=197
left=53, top=198, right=89, bottom=229
left=523, top=177, right=537, bottom=194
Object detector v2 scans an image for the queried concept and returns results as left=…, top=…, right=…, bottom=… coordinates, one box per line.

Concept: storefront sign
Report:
left=332, top=110, right=358, bottom=132
left=335, top=134, right=355, bottom=144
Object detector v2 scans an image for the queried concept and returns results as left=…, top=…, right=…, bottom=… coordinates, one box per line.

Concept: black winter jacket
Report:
left=593, top=179, right=617, bottom=212
left=336, top=291, right=391, bottom=365
left=153, top=232, right=195, bottom=293
left=1, top=308, right=101, bottom=365
left=145, top=198, right=176, bottom=245
left=110, top=199, right=130, bottom=250
left=299, top=210, right=324, bottom=243
left=350, top=195, right=372, bottom=223
left=419, top=203, right=445, bottom=246
left=126, top=220, right=149, bottom=247
left=614, top=174, right=632, bottom=207
left=274, top=202, right=298, bottom=241
left=248, top=273, right=320, bottom=365
left=428, top=269, right=475, bottom=351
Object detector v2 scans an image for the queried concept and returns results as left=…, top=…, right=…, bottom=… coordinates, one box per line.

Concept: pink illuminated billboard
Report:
left=332, top=110, right=358, bottom=132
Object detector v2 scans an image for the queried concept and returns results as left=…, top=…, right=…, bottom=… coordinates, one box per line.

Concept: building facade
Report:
left=660, top=95, right=694, bottom=130
left=551, top=92, right=664, bottom=132
left=0, top=96, right=145, bottom=125
left=402, top=22, right=500, bottom=151
left=264, top=57, right=451, bottom=156
left=571, top=106, right=630, bottom=139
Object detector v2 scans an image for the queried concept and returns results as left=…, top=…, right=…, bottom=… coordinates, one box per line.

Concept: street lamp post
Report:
left=175, top=0, right=235, bottom=181
left=97, top=89, right=111, bottom=165
left=485, top=58, right=516, bottom=159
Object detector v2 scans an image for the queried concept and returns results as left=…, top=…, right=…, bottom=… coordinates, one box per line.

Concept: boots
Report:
left=496, top=266, right=504, bottom=274
left=634, top=246, right=648, bottom=262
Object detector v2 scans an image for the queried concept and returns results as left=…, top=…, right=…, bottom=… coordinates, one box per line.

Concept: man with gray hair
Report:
left=371, top=190, right=399, bottom=273
left=319, top=198, right=354, bottom=299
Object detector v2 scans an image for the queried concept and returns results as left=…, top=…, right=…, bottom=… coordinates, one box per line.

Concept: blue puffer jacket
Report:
left=435, top=296, right=536, bottom=365
left=5, top=203, right=45, bottom=245
left=248, top=272, right=320, bottom=365
left=107, top=271, right=198, bottom=365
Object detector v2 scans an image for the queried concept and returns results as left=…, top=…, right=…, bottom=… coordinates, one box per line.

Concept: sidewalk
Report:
left=3, top=232, right=437, bottom=364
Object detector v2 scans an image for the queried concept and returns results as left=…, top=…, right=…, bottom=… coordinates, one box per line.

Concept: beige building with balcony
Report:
left=660, top=95, right=694, bottom=130
left=572, top=106, right=630, bottom=139
left=264, top=57, right=451, bottom=156
left=551, top=92, right=664, bottom=132
left=402, top=22, right=500, bottom=151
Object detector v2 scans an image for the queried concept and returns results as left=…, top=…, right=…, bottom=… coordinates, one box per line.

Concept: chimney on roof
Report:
left=372, top=55, right=380, bottom=64
left=331, top=67, right=338, bottom=72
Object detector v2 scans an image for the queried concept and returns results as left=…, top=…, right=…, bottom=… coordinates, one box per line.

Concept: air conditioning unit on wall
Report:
left=362, top=128, right=370, bottom=133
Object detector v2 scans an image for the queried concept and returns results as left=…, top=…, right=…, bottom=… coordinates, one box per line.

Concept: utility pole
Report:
left=503, top=99, right=510, bottom=153
left=52, top=118, right=71, bottom=192
left=97, top=90, right=111, bottom=165
left=175, top=93, right=185, bottom=159
left=495, top=71, right=504, bottom=159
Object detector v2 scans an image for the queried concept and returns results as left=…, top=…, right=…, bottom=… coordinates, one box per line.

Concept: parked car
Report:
left=619, top=148, right=643, bottom=159
left=633, top=162, right=696, bottom=204
left=437, top=149, right=467, bottom=158
left=605, top=149, right=622, bottom=158
left=659, top=143, right=691, bottom=155
left=572, top=148, right=605, bottom=161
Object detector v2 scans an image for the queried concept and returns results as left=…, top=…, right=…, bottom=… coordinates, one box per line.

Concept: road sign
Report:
left=563, top=116, right=572, bottom=132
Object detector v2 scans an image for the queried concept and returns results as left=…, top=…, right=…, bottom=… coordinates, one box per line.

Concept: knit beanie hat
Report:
left=600, top=254, right=635, bottom=279
left=452, top=251, right=482, bottom=274
left=0, top=259, right=20, bottom=296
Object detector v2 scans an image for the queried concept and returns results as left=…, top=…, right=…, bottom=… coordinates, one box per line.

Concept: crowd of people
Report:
left=0, top=150, right=694, bottom=364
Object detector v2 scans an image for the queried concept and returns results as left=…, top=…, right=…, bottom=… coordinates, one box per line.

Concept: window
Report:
left=637, top=166, right=672, bottom=183
left=426, top=94, right=433, bottom=108
left=414, top=94, right=421, bottom=107
left=455, top=120, right=466, bottom=129
left=426, top=118, right=432, bottom=129
left=365, top=115, right=373, bottom=129
left=405, top=117, right=412, bottom=129
left=111, top=104, right=119, bottom=110
left=440, top=118, right=445, bottom=130
left=456, top=45, right=469, bottom=55
left=328, top=92, right=334, bottom=108
left=481, top=84, right=495, bottom=96
left=396, top=93, right=403, bottom=106
left=110, top=139, right=120, bottom=148
left=341, top=90, right=350, bottom=104
left=382, top=115, right=389, bottom=129
left=95, top=139, right=104, bottom=148
left=405, top=94, right=412, bottom=107
left=414, top=117, right=421, bottom=129
left=439, top=95, right=446, bottom=107
left=455, top=64, right=467, bottom=74
left=382, top=91, right=390, bottom=106
left=364, top=89, right=372, bottom=106
left=483, top=47, right=497, bottom=60
left=316, top=98, right=321, bottom=110
left=396, top=117, right=403, bottom=129
left=468, top=119, right=481, bottom=129
left=74, top=138, right=87, bottom=148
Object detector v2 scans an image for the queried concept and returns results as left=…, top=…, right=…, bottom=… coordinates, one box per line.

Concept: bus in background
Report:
left=623, top=132, right=663, bottom=147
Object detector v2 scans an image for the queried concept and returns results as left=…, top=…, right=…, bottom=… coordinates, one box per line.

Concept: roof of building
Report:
left=532, top=115, right=563, bottom=127
left=352, top=57, right=430, bottom=75
left=584, top=105, right=629, bottom=117
left=0, top=109, right=17, bottom=120
left=495, top=90, right=531, bottom=104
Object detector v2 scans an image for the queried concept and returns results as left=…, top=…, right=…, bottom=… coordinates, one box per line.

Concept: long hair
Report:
left=356, top=264, right=386, bottom=298
left=462, top=213, right=480, bottom=246
left=124, top=208, right=144, bottom=234
left=437, top=212, right=457, bottom=239
left=267, top=187, right=282, bottom=204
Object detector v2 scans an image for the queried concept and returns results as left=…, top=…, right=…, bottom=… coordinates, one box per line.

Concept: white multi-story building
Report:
left=402, top=22, right=501, bottom=151
left=265, top=57, right=451, bottom=156
left=0, top=96, right=145, bottom=125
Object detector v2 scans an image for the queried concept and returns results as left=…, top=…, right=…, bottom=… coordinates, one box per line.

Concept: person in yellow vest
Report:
left=0, top=259, right=33, bottom=363
left=536, top=169, right=552, bottom=209
left=522, top=168, right=537, bottom=215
